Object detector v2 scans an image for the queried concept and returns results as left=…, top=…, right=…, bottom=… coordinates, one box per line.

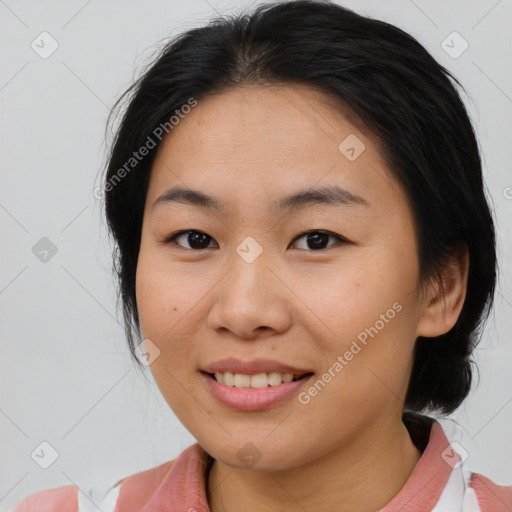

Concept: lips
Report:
left=201, top=357, right=314, bottom=376
left=200, top=371, right=315, bottom=410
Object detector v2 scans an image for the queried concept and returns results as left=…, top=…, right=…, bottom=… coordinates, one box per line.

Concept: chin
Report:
left=201, top=435, right=308, bottom=473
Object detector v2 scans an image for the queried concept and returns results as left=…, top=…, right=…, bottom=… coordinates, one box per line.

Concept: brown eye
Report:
left=290, top=230, right=347, bottom=251
left=164, top=230, right=218, bottom=250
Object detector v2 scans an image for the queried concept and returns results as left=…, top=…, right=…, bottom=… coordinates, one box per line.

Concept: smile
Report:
left=200, top=371, right=314, bottom=411
left=210, top=371, right=311, bottom=387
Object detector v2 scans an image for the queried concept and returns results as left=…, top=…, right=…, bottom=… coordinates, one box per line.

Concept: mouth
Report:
left=203, top=371, right=314, bottom=388
left=200, top=370, right=315, bottom=410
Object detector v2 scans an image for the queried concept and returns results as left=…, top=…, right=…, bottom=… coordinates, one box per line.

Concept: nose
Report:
left=206, top=251, right=293, bottom=340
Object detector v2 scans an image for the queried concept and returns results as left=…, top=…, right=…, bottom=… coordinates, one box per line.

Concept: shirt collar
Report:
left=379, top=413, right=457, bottom=511
left=140, top=413, right=455, bottom=512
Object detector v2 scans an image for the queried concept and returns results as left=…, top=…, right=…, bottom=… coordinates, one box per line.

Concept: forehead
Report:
left=147, top=84, right=408, bottom=217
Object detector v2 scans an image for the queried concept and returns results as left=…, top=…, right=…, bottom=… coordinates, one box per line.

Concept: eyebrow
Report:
left=152, top=184, right=370, bottom=214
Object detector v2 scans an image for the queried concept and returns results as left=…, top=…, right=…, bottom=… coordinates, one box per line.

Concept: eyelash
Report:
left=161, top=229, right=349, bottom=251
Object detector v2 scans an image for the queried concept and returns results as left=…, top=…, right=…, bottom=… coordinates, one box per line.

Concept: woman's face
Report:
left=136, top=83, right=430, bottom=470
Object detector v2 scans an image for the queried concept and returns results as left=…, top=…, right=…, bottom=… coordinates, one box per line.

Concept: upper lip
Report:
left=201, top=358, right=314, bottom=376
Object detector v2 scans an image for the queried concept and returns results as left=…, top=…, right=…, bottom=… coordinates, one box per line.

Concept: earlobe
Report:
left=416, top=244, right=469, bottom=338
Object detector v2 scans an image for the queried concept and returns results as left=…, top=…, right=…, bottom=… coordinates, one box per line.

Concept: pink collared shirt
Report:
left=10, top=414, right=512, bottom=511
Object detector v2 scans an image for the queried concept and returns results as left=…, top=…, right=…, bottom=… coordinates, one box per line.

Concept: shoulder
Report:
left=9, top=460, right=178, bottom=512
left=114, top=443, right=211, bottom=510
left=470, top=471, right=512, bottom=510
left=114, top=457, right=176, bottom=493
left=112, top=452, right=185, bottom=509
left=11, top=444, right=211, bottom=512
left=10, top=485, right=78, bottom=512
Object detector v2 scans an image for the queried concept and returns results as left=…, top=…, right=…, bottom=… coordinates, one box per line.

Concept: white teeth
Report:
left=222, top=372, right=234, bottom=387
left=234, top=373, right=250, bottom=388
left=213, top=371, right=302, bottom=388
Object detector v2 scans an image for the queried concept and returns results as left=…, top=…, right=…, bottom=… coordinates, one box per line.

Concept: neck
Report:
left=207, top=414, right=423, bottom=512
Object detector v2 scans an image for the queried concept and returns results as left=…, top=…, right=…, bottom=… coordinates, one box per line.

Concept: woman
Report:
left=12, top=0, right=511, bottom=510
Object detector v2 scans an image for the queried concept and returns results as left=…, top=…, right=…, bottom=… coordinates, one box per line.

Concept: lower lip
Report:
left=200, top=371, right=314, bottom=411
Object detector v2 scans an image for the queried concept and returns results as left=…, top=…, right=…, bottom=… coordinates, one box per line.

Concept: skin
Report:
left=135, top=83, right=469, bottom=512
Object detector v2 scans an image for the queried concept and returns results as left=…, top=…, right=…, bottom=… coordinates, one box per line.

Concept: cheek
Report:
left=135, top=262, right=162, bottom=338
left=312, top=245, right=420, bottom=368
left=135, top=250, right=207, bottom=372
left=135, top=250, right=183, bottom=342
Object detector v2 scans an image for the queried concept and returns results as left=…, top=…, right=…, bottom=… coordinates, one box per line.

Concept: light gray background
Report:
left=1, top=0, right=511, bottom=509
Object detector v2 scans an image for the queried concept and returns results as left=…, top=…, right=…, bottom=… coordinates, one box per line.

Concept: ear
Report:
left=416, top=244, right=469, bottom=338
